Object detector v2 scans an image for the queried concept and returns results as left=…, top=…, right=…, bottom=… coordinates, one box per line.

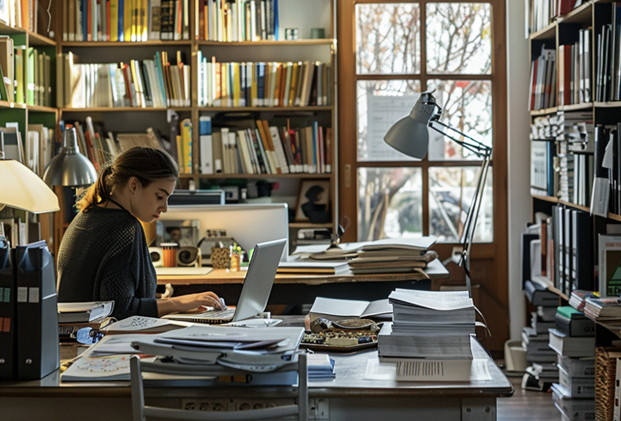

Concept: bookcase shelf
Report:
left=44, top=0, right=338, bottom=245
left=530, top=106, right=558, bottom=116
left=197, top=173, right=332, bottom=180
left=60, top=107, right=194, bottom=113
left=197, top=106, right=333, bottom=113
left=60, top=41, right=193, bottom=48
left=198, top=39, right=334, bottom=47
left=27, top=105, right=57, bottom=113
left=0, top=101, right=27, bottom=110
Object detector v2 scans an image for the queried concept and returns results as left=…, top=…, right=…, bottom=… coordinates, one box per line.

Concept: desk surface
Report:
left=157, top=258, right=449, bottom=286
left=0, top=319, right=511, bottom=400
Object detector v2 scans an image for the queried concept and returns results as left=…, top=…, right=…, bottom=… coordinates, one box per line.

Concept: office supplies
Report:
left=15, top=240, right=60, bottom=380
left=57, top=301, right=114, bottom=323
left=162, top=238, right=286, bottom=323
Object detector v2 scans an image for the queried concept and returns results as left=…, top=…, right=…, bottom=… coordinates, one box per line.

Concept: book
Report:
left=308, top=297, right=392, bottom=322
left=277, top=261, right=349, bottom=275
left=558, top=364, right=595, bottom=398
left=554, top=306, right=595, bottom=337
left=598, top=234, right=621, bottom=297
left=552, top=383, right=595, bottom=421
left=57, top=301, right=115, bottom=323
left=548, top=328, right=595, bottom=357
left=557, top=354, right=595, bottom=378
left=524, top=279, right=558, bottom=306
left=584, top=296, right=621, bottom=319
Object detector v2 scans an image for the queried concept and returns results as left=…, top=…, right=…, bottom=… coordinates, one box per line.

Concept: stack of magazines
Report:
left=378, top=289, right=476, bottom=360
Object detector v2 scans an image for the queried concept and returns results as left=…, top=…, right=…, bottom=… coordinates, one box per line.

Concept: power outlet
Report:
left=309, top=398, right=329, bottom=420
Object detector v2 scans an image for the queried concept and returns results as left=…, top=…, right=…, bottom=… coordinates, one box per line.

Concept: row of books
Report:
left=196, top=55, right=332, bottom=108
left=558, top=28, right=592, bottom=106
left=593, top=3, right=621, bottom=103
left=198, top=0, right=279, bottom=42
left=527, top=0, right=583, bottom=35
left=57, top=51, right=190, bottom=108
left=0, top=38, right=52, bottom=106
left=0, top=0, right=38, bottom=32
left=61, top=0, right=190, bottom=42
left=62, top=115, right=192, bottom=174
left=199, top=117, right=332, bottom=175
left=529, top=45, right=557, bottom=111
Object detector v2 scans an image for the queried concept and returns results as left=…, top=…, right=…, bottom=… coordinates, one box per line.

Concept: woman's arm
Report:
left=157, top=291, right=223, bottom=317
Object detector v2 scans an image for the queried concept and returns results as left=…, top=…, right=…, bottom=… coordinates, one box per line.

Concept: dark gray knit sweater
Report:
left=57, top=206, right=159, bottom=320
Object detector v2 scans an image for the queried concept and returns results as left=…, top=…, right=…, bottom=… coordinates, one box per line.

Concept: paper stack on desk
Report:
left=378, top=289, right=476, bottom=360
left=61, top=324, right=305, bottom=382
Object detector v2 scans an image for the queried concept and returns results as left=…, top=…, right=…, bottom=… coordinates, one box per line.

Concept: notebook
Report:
left=162, top=238, right=287, bottom=324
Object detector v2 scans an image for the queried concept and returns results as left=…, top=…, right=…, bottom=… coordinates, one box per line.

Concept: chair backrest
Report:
left=130, top=353, right=308, bottom=421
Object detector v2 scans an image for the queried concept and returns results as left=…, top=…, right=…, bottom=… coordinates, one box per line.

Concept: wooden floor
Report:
left=496, top=373, right=561, bottom=421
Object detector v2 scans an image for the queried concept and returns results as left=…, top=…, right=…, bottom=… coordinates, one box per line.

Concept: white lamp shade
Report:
left=0, top=160, right=60, bottom=213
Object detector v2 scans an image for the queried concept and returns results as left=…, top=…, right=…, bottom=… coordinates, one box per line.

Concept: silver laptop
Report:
left=162, top=238, right=287, bottom=324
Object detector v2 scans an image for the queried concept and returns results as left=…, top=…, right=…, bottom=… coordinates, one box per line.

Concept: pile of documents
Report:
left=290, top=237, right=438, bottom=275
left=378, top=289, right=476, bottom=360
left=62, top=321, right=305, bottom=383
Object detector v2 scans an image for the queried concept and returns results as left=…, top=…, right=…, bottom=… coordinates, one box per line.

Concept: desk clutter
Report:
left=288, top=237, right=438, bottom=275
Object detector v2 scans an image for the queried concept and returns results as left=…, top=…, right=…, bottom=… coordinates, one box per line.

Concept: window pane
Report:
left=428, top=166, right=493, bottom=243
left=426, top=3, right=492, bottom=75
left=426, top=79, right=492, bottom=161
left=357, top=79, right=422, bottom=162
left=358, top=167, right=423, bottom=241
left=355, top=3, right=421, bottom=75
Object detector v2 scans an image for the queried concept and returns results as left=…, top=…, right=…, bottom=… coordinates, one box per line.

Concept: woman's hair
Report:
left=305, top=185, right=325, bottom=202
left=77, top=147, right=179, bottom=212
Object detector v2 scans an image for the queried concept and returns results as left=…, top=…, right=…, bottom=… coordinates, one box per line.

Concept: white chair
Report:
left=130, top=353, right=308, bottom=421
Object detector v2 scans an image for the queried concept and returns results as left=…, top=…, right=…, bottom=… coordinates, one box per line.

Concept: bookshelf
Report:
left=526, top=1, right=621, bottom=418
left=47, top=0, right=338, bottom=248
left=0, top=6, right=58, bottom=251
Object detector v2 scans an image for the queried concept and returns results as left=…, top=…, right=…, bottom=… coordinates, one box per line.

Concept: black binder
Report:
left=0, top=242, right=16, bottom=380
left=15, top=241, right=59, bottom=380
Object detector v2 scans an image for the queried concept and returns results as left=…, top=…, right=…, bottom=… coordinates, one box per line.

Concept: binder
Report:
left=15, top=241, right=59, bottom=380
left=0, top=243, right=15, bottom=380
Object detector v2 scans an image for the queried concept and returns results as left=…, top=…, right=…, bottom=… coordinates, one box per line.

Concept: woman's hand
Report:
left=157, top=291, right=223, bottom=317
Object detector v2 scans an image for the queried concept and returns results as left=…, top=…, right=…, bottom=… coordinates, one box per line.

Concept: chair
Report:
left=130, top=353, right=308, bottom=421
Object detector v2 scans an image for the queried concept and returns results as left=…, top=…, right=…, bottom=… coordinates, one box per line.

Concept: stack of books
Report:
left=520, top=279, right=559, bottom=390
left=348, top=250, right=438, bottom=275
left=549, top=306, right=595, bottom=419
left=569, top=290, right=597, bottom=312
left=549, top=307, right=596, bottom=420
left=378, top=289, right=475, bottom=360
left=584, top=296, right=621, bottom=321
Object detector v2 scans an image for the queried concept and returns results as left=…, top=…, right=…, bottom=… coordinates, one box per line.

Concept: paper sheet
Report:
left=365, top=358, right=492, bottom=382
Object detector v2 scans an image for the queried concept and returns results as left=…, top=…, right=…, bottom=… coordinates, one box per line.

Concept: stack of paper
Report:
left=57, top=301, right=114, bottom=323
left=307, top=353, right=335, bottom=380
left=62, top=324, right=305, bottom=382
left=378, top=289, right=476, bottom=360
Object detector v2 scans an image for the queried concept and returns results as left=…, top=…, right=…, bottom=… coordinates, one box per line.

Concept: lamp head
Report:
left=383, top=92, right=440, bottom=159
left=43, top=126, right=97, bottom=187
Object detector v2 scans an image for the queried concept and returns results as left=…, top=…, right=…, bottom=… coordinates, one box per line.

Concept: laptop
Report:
left=162, top=238, right=287, bottom=324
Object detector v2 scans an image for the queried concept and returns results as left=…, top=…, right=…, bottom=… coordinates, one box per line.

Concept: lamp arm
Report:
left=428, top=120, right=492, bottom=158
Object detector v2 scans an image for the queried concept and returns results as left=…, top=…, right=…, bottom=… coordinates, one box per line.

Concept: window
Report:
left=338, top=0, right=506, bottom=249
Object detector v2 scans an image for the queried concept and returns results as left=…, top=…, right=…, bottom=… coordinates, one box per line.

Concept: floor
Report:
left=496, top=372, right=561, bottom=421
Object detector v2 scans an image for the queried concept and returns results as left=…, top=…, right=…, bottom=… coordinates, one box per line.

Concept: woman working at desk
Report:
left=57, top=147, right=223, bottom=320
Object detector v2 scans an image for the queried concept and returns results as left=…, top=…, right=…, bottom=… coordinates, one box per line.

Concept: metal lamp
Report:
left=383, top=91, right=493, bottom=297
left=43, top=126, right=97, bottom=187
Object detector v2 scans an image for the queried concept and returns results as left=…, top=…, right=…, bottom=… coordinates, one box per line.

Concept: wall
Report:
left=505, top=0, right=531, bottom=340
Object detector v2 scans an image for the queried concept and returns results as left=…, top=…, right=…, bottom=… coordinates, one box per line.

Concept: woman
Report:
left=57, top=147, right=223, bottom=320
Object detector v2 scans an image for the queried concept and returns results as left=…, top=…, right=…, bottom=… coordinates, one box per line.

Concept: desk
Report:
left=0, top=316, right=512, bottom=421
left=157, top=259, right=450, bottom=306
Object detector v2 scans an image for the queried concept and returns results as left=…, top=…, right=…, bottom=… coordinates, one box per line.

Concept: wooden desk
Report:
left=157, top=259, right=450, bottom=306
left=0, top=316, right=512, bottom=421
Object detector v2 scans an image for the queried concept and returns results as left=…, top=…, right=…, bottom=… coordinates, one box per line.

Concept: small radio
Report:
left=148, top=247, right=163, bottom=267
left=176, top=246, right=201, bottom=267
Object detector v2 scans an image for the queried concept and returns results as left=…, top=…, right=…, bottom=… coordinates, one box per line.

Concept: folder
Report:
left=15, top=241, right=59, bottom=380
left=0, top=243, right=15, bottom=380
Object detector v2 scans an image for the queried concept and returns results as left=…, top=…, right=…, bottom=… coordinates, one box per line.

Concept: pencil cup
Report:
left=161, top=243, right=178, bottom=267
left=211, top=247, right=230, bottom=269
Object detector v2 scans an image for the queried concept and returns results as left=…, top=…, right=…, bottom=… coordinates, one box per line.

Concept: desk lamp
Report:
left=0, top=151, right=59, bottom=215
left=43, top=126, right=97, bottom=187
left=384, top=91, right=492, bottom=297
